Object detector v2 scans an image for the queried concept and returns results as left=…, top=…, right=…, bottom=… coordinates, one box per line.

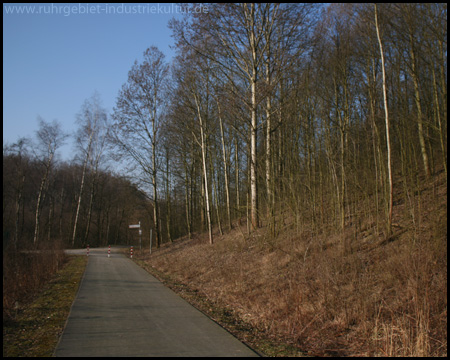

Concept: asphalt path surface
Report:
left=55, top=247, right=259, bottom=357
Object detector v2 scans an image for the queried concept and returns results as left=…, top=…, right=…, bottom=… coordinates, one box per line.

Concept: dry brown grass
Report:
left=3, top=241, right=66, bottom=320
left=3, top=255, right=88, bottom=357
left=135, top=171, right=447, bottom=356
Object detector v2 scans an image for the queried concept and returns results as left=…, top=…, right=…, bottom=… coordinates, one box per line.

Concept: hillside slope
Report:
left=134, top=171, right=447, bottom=356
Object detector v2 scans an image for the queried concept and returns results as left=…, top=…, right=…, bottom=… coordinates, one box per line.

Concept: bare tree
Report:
left=172, top=4, right=270, bottom=229
left=169, top=49, right=215, bottom=244
left=72, top=93, right=107, bottom=247
left=33, top=118, right=67, bottom=246
left=172, top=3, right=318, bottom=231
left=111, top=46, right=168, bottom=248
left=374, top=3, right=393, bottom=234
left=216, top=98, right=232, bottom=230
left=3, top=138, right=31, bottom=249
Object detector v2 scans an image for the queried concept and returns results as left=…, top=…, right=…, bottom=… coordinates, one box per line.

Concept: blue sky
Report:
left=3, top=3, right=183, bottom=160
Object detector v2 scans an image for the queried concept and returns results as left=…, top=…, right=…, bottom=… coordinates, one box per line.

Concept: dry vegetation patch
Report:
left=134, top=173, right=447, bottom=357
left=3, top=255, right=88, bottom=357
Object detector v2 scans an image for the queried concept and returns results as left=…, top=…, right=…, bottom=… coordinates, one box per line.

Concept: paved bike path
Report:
left=55, top=249, right=258, bottom=357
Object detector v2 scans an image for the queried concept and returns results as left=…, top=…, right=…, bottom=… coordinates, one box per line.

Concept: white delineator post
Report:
left=108, top=245, right=111, bottom=258
left=87, top=244, right=89, bottom=256
left=130, top=245, right=133, bottom=259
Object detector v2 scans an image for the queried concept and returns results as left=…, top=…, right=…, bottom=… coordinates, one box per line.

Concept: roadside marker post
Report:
left=87, top=244, right=89, bottom=256
left=130, top=245, right=133, bottom=259
left=108, top=245, right=111, bottom=258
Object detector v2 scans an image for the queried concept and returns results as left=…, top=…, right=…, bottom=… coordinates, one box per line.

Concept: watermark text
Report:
left=4, top=3, right=208, bottom=17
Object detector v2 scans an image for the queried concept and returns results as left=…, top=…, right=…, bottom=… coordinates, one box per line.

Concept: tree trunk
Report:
left=408, top=31, right=431, bottom=178
left=249, top=3, right=259, bottom=230
left=250, top=74, right=258, bottom=230
left=151, top=116, right=160, bottom=248
left=72, top=128, right=94, bottom=247
left=375, top=3, right=394, bottom=234
left=235, top=135, right=241, bottom=226
left=217, top=102, right=232, bottom=230
left=183, top=160, right=192, bottom=239
left=165, top=147, right=172, bottom=242
left=194, top=94, right=213, bottom=244
left=266, top=48, right=274, bottom=235
left=34, top=152, right=53, bottom=246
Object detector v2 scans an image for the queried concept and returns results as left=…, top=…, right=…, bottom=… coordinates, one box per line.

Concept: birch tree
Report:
left=170, top=49, right=215, bottom=244
left=172, top=3, right=271, bottom=229
left=112, top=46, right=168, bottom=248
left=374, top=3, right=393, bottom=234
left=72, top=93, right=107, bottom=247
left=33, top=118, right=66, bottom=246
left=172, top=3, right=319, bottom=230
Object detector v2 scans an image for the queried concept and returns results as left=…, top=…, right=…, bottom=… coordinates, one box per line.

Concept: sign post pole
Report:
left=139, top=221, right=142, bottom=250
left=149, top=229, right=153, bottom=255
left=128, top=222, right=141, bottom=254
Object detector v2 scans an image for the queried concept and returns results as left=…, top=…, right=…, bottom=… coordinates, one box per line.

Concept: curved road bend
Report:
left=55, top=247, right=259, bottom=357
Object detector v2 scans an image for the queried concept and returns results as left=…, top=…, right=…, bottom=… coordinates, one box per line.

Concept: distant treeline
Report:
left=3, top=145, right=155, bottom=250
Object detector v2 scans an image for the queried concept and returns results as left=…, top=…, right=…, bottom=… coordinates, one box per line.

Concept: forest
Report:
left=3, top=3, right=447, bottom=355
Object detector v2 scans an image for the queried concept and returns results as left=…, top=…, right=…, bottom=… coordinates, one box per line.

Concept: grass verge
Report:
left=133, top=256, right=307, bottom=357
left=3, top=255, right=88, bottom=357
left=131, top=170, right=446, bottom=356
